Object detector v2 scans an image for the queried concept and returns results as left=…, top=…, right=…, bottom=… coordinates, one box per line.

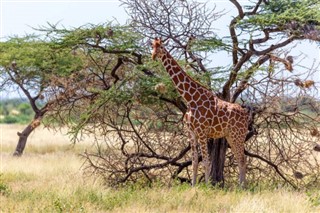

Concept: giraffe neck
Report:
left=158, top=47, right=212, bottom=104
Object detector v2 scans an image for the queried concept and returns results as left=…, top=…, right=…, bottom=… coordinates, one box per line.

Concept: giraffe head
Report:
left=151, top=38, right=163, bottom=60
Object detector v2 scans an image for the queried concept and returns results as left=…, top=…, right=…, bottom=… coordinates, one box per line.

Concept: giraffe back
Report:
left=185, top=91, right=249, bottom=141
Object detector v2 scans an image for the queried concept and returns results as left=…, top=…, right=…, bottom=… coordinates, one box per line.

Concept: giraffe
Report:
left=151, top=38, right=250, bottom=186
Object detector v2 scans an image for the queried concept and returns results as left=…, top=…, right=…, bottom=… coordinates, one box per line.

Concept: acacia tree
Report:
left=42, top=0, right=320, bottom=188
left=43, top=0, right=320, bottom=188
left=0, top=35, right=82, bottom=156
left=110, top=0, right=320, bottom=187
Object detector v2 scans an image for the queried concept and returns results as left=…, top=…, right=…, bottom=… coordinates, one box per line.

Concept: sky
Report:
left=0, top=0, right=319, bottom=98
left=0, top=0, right=227, bottom=37
left=1, top=0, right=318, bottom=59
left=1, top=0, right=127, bottom=37
left=0, top=0, right=129, bottom=99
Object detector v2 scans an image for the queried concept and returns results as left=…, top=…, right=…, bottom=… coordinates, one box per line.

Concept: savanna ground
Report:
left=1, top=124, right=320, bottom=212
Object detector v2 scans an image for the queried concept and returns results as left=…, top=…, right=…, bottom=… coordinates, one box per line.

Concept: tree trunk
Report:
left=13, top=117, right=41, bottom=156
left=208, top=138, right=228, bottom=187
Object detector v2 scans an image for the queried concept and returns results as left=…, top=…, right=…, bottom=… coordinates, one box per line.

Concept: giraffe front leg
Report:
left=198, top=136, right=210, bottom=185
left=190, top=131, right=198, bottom=187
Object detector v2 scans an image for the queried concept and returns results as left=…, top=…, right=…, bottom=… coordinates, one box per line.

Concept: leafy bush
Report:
left=2, top=115, right=20, bottom=124
left=307, top=191, right=320, bottom=207
left=0, top=174, right=11, bottom=196
left=0, top=99, right=34, bottom=124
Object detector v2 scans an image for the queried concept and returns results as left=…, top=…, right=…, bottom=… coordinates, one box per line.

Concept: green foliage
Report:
left=242, top=0, right=320, bottom=29
left=43, top=22, right=143, bottom=53
left=0, top=182, right=11, bottom=196
left=191, top=37, right=231, bottom=53
left=0, top=34, right=84, bottom=95
left=0, top=174, right=11, bottom=196
left=2, top=115, right=19, bottom=124
left=1, top=36, right=75, bottom=74
left=18, top=102, right=33, bottom=115
left=307, top=190, right=320, bottom=206
left=133, top=65, right=178, bottom=105
left=0, top=99, right=34, bottom=124
left=53, top=197, right=73, bottom=213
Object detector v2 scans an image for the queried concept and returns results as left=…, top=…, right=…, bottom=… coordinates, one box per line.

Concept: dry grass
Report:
left=1, top=124, right=320, bottom=212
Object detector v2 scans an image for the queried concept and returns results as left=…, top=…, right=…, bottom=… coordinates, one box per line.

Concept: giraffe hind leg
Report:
left=226, top=136, right=247, bottom=187
left=238, top=151, right=247, bottom=188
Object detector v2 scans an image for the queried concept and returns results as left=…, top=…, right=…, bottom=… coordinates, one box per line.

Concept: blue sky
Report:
left=2, top=0, right=318, bottom=59
left=0, top=0, right=319, bottom=98
left=1, top=0, right=128, bottom=38
left=0, top=0, right=236, bottom=38
left=0, top=0, right=129, bottom=99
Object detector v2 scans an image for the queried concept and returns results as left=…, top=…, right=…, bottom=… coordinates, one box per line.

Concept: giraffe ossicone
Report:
left=152, top=38, right=250, bottom=187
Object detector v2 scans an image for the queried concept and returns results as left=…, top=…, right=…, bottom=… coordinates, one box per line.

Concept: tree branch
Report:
left=7, top=67, right=40, bottom=113
left=249, top=35, right=297, bottom=55
left=244, top=149, right=297, bottom=189
left=231, top=55, right=270, bottom=102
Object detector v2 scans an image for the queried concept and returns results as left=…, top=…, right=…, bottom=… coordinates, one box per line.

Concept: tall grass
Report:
left=1, top=124, right=319, bottom=212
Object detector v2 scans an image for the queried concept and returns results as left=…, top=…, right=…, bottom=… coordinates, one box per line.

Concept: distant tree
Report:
left=17, top=102, right=33, bottom=116
left=0, top=35, right=82, bottom=156
left=0, top=99, right=34, bottom=124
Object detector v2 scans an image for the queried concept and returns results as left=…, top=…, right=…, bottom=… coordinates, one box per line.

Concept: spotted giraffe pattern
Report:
left=152, top=38, right=249, bottom=186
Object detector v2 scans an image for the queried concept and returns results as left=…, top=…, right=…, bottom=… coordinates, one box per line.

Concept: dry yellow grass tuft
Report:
left=1, top=124, right=320, bottom=212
